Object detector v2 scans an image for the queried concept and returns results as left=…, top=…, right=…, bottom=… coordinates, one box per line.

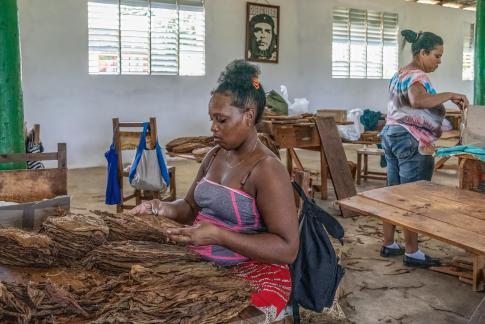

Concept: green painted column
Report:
left=0, top=0, right=25, bottom=170
left=475, top=0, right=485, bottom=105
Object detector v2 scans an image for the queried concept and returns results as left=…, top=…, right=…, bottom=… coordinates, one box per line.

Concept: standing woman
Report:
left=130, top=60, right=299, bottom=321
left=380, top=30, right=469, bottom=267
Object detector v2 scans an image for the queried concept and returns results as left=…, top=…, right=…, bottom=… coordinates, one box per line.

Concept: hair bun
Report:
left=401, top=29, right=418, bottom=43
left=217, top=59, right=260, bottom=91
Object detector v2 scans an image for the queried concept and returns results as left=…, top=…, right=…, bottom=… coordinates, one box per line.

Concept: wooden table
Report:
left=269, top=122, right=330, bottom=199
left=268, top=121, right=379, bottom=200
left=338, top=180, right=485, bottom=291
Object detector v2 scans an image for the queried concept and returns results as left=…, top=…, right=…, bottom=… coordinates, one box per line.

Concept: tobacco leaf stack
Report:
left=92, top=210, right=180, bottom=243
left=166, top=136, right=215, bottom=154
left=0, top=280, right=88, bottom=323
left=82, top=240, right=201, bottom=273
left=88, top=264, right=252, bottom=323
left=40, top=213, right=109, bottom=263
left=0, top=228, right=57, bottom=267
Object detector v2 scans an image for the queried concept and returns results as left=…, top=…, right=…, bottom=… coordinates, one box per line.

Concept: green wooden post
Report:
left=475, top=0, right=485, bottom=105
left=0, top=0, right=25, bottom=170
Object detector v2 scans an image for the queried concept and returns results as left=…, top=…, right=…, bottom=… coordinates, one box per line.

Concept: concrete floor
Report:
left=67, top=145, right=483, bottom=324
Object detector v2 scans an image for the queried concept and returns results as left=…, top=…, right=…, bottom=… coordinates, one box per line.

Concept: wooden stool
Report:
left=356, top=147, right=387, bottom=185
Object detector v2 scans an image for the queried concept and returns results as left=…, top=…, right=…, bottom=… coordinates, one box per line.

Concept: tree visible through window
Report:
left=332, top=8, right=398, bottom=79
left=462, top=22, right=474, bottom=81
left=88, top=0, right=205, bottom=76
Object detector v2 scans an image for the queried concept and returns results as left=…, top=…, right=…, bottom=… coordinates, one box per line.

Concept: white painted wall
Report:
left=17, top=0, right=475, bottom=168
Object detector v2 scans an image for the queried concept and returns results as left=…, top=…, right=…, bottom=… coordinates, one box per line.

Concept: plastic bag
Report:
left=280, top=85, right=310, bottom=115
left=337, top=109, right=364, bottom=141
left=128, top=123, right=170, bottom=191
left=289, top=98, right=310, bottom=115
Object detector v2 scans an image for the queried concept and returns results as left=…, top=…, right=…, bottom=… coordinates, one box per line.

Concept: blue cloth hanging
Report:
left=105, top=143, right=122, bottom=205
left=435, top=145, right=485, bottom=161
left=128, top=122, right=170, bottom=187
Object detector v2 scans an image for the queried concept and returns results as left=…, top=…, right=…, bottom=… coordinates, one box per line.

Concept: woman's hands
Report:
left=165, top=222, right=220, bottom=246
left=128, top=199, right=166, bottom=216
left=449, top=93, right=469, bottom=110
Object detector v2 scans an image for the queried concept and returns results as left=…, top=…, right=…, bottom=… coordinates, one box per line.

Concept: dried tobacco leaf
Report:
left=82, top=241, right=201, bottom=273
left=91, top=210, right=180, bottom=243
left=0, top=228, right=57, bottom=268
left=40, top=212, right=109, bottom=263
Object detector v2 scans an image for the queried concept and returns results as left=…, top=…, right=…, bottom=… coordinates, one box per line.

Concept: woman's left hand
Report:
left=165, top=222, right=220, bottom=246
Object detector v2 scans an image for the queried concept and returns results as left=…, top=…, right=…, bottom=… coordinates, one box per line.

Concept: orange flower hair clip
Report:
left=252, top=77, right=260, bottom=90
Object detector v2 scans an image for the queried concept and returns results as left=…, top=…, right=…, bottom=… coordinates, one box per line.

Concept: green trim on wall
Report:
left=475, top=0, right=485, bottom=105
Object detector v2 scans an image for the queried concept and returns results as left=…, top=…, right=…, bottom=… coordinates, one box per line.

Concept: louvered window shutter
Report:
left=332, top=8, right=350, bottom=78
left=179, top=0, right=205, bottom=76
left=349, top=9, right=366, bottom=78
left=463, top=23, right=474, bottom=81
left=88, top=0, right=120, bottom=74
left=88, top=0, right=205, bottom=76
left=332, top=7, right=398, bottom=79
left=120, top=0, right=150, bottom=74
left=382, top=12, right=398, bottom=79
left=151, top=0, right=179, bottom=75
left=366, top=11, right=383, bottom=79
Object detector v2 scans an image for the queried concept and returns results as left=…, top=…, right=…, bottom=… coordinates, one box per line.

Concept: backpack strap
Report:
left=292, top=181, right=310, bottom=202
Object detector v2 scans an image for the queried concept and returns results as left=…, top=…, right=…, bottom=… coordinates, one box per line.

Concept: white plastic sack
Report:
left=280, top=85, right=291, bottom=106
left=289, top=98, right=310, bottom=115
left=280, top=85, right=310, bottom=115
left=129, top=149, right=167, bottom=191
left=337, top=108, right=364, bottom=141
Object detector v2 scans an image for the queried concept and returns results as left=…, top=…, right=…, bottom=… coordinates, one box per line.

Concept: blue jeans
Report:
left=380, top=125, right=434, bottom=186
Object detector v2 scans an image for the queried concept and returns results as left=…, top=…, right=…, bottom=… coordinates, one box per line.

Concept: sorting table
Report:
left=338, top=180, right=485, bottom=291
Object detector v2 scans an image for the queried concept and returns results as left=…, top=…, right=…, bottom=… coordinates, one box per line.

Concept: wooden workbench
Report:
left=338, top=180, right=485, bottom=291
left=268, top=121, right=379, bottom=200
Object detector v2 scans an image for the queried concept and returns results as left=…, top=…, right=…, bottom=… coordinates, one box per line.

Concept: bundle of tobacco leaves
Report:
left=87, top=263, right=252, bottom=323
left=91, top=210, right=181, bottom=243
left=0, top=280, right=88, bottom=323
left=40, top=212, right=109, bottom=263
left=0, top=228, right=57, bottom=267
left=82, top=241, right=201, bottom=273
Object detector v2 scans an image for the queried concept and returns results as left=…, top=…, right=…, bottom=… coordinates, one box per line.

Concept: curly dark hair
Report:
left=401, top=29, right=443, bottom=56
left=213, top=60, right=266, bottom=124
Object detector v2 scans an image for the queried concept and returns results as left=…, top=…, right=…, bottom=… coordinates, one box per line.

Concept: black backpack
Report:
left=290, top=181, right=345, bottom=323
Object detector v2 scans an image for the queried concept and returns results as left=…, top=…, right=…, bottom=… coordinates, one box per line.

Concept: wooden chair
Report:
left=112, top=117, right=176, bottom=213
left=356, top=147, right=387, bottom=185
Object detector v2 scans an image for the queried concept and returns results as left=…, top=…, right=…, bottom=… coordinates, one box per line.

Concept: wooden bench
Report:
left=355, top=147, right=387, bottom=185
left=338, top=180, right=485, bottom=291
left=0, top=143, right=69, bottom=229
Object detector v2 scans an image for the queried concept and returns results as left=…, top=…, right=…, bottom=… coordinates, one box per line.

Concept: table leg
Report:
left=286, top=149, right=293, bottom=175
left=356, top=152, right=362, bottom=185
left=473, top=255, right=485, bottom=291
left=320, top=148, right=328, bottom=200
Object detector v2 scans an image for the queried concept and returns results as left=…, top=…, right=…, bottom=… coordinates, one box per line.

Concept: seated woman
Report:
left=129, top=60, right=299, bottom=321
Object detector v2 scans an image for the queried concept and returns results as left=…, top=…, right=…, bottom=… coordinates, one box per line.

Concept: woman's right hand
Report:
left=128, top=199, right=164, bottom=216
left=449, top=93, right=469, bottom=110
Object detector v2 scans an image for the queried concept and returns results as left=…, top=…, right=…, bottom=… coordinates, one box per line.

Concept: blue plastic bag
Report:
left=105, top=143, right=122, bottom=205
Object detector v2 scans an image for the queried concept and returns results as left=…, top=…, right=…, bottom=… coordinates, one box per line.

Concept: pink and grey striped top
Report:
left=190, top=177, right=267, bottom=266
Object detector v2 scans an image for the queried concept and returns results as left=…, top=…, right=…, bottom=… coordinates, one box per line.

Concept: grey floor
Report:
left=68, top=145, right=483, bottom=324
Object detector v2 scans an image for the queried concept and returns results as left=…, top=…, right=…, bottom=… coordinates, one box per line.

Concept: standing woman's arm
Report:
left=408, top=83, right=469, bottom=109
